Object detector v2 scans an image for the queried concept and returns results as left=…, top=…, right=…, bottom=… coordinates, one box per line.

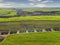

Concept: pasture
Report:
left=1, top=32, right=60, bottom=45
left=0, top=16, right=60, bottom=22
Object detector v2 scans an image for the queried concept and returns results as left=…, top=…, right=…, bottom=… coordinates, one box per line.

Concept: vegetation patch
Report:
left=0, top=16, right=60, bottom=22
left=1, top=32, right=60, bottom=45
left=0, top=9, right=16, bottom=17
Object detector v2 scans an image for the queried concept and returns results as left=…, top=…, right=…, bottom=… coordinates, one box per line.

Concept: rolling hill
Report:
left=1, top=32, right=60, bottom=45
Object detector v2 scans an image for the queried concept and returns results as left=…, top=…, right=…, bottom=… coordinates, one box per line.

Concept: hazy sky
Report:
left=0, top=0, right=60, bottom=8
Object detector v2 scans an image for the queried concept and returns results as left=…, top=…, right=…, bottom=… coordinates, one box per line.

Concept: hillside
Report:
left=0, top=16, right=60, bottom=22
left=0, top=16, right=60, bottom=31
left=1, top=32, right=60, bottom=45
left=0, top=9, right=16, bottom=17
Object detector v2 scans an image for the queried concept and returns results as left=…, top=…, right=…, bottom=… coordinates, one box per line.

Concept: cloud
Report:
left=0, top=0, right=54, bottom=8
left=0, top=0, right=3, bottom=2
left=28, top=0, right=53, bottom=7
left=28, top=0, right=42, bottom=3
left=28, top=0, right=46, bottom=7
left=0, top=4, right=11, bottom=8
left=29, top=3, right=34, bottom=5
left=41, top=0, right=53, bottom=3
left=29, top=2, right=46, bottom=7
left=34, top=4, right=46, bottom=7
left=0, top=2, right=28, bottom=8
left=29, top=0, right=42, bottom=1
left=0, top=2, right=15, bottom=8
left=29, top=0, right=53, bottom=3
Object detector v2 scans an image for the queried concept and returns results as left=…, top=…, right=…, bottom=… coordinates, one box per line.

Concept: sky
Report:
left=0, top=0, right=60, bottom=8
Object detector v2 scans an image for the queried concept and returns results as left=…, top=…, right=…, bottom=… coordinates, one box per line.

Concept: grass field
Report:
left=0, top=8, right=60, bottom=45
left=0, top=9, right=16, bottom=16
left=0, top=16, right=60, bottom=31
left=0, top=16, right=60, bottom=22
left=1, top=32, right=60, bottom=45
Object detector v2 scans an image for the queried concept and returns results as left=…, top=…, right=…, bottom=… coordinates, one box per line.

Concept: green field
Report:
left=0, top=8, right=60, bottom=45
left=1, top=32, right=60, bottom=45
left=0, top=9, right=16, bottom=16
left=0, top=16, right=60, bottom=22
left=0, top=16, right=60, bottom=31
